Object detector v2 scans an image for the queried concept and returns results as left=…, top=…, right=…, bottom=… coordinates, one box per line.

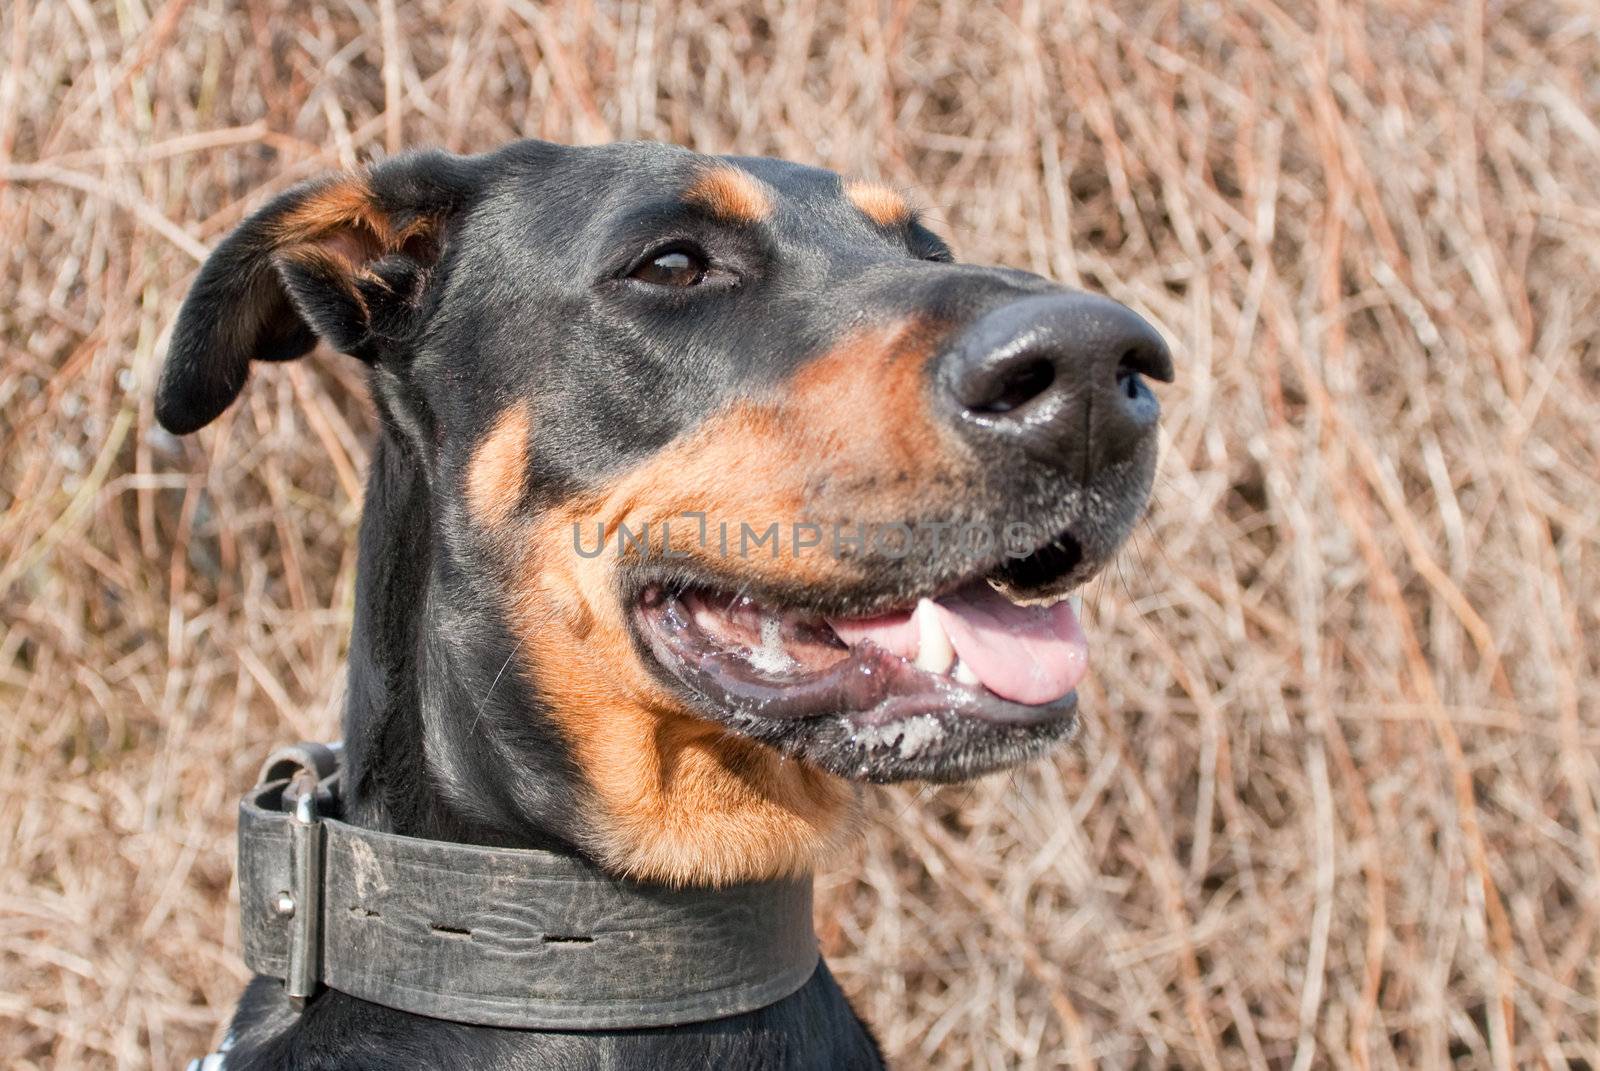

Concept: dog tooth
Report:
left=953, top=659, right=980, bottom=686
left=1069, top=593, right=1083, bottom=617
left=913, top=598, right=955, bottom=674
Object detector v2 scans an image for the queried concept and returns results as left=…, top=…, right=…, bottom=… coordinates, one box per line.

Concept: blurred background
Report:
left=2, top=1, right=1598, bottom=1068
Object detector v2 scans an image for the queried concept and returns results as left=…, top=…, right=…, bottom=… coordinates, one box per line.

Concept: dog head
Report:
left=159, top=142, right=1170, bottom=884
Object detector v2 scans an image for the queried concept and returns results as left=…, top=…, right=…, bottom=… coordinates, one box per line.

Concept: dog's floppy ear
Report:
left=156, top=151, right=482, bottom=435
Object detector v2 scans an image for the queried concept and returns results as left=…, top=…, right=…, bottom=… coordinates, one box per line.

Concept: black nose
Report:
left=938, top=292, right=1173, bottom=473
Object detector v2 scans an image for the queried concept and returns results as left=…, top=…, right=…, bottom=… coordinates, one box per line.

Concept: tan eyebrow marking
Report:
left=844, top=179, right=914, bottom=227
left=683, top=165, right=775, bottom=224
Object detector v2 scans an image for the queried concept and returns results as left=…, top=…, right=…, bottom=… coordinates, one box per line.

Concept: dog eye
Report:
left=631, top=248, right=707, bottom=287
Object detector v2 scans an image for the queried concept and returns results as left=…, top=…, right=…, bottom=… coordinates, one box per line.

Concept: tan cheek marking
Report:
left=684, top=165, right=775, bottom=224
left=466, top=407, right=532, bottom=531
left=588, top=404, right=837, bottom=585
left=845, top=179, right=913, bottom=227
left=503, top=504, right=857, bottom=887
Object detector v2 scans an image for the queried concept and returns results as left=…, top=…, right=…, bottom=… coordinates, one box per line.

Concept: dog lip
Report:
left=630, top=582, right=1079, bottom=730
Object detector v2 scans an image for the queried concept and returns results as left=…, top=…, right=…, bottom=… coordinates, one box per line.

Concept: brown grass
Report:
left=2, top=1, right=1598, bottom=1067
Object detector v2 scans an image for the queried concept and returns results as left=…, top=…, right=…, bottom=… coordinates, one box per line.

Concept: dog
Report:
left=158, top=139, right=1171, bottom=1069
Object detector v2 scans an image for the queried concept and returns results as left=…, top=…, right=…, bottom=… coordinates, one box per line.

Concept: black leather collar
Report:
left=236, top=743, right=819, bottom=1030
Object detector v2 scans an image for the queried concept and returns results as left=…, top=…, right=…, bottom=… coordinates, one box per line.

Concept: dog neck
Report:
left=336, top=434, right=583, bottom=853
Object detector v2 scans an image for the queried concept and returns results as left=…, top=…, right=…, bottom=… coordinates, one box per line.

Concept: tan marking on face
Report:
left=683, top=165, right=775, bottom=224
left=783, top=317, right=953, bottom=483
left=467, top=407, right=532, bottom=530
left=612, top=317, right=959, bottom=538
left=845, top=179, right=913, bottom=228
left=490, top=318, right=966, bottom=885
left=504, top=500, right=857, bottom=887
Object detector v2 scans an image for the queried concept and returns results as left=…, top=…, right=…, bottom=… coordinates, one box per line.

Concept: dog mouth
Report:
left=632, top=529, right=1092, bottom=782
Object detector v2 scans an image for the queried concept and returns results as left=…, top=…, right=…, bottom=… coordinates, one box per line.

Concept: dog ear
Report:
left=156, top=151, right=482, bottom=435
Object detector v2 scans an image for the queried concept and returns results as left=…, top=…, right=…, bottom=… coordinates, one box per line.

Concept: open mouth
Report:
left=632, top=530, right=1092, bottom=782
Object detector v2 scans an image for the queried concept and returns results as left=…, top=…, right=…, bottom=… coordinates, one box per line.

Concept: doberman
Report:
left=158, top=140, right=1171, bottom=1069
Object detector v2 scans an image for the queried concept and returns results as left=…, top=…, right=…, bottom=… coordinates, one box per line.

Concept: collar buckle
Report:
left=280, top=785, right=323, bottom=1009
left=254, top=743, right=341, bottom=1010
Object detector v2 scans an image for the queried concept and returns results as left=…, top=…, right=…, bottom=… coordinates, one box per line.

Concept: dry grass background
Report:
left=2, top=0, right=1598, bottom=1067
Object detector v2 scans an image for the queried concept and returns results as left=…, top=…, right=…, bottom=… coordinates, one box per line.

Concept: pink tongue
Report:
left=827, top=582, right=1088, bottom=706
left=936, top=584, right=1088, bottom=704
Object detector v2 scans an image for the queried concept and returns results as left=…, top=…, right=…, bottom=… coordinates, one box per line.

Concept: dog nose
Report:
left=938, top=292, right=1172, bottom=472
